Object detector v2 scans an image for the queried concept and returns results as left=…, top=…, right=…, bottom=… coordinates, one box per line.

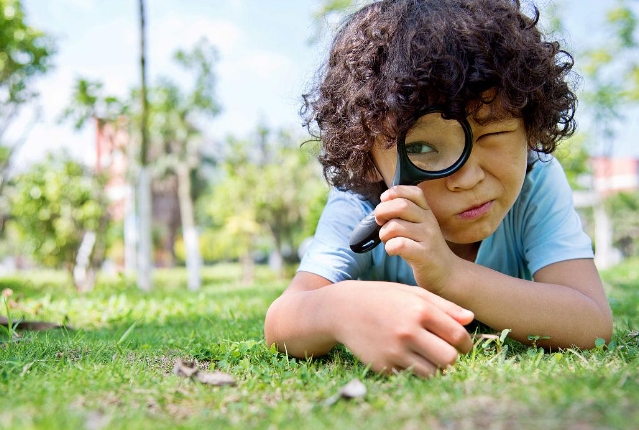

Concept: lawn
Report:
left=1, top=260, right=638, bottom=430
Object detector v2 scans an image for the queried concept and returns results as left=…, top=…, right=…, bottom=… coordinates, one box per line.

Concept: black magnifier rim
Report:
left=395, top=107, right=473, bottom=186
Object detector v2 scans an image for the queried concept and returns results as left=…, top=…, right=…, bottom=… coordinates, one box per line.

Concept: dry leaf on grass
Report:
left=173, top=359, right=236, bottom=386
left=0, top=316, right=67, bottom=331
left=324, top=378, right=367, bottom=406
left=173, top=359, right=199, bottom=378
left=196, top=370, right=236, bottom=386
left=339, top=378, right=367, bottom=398
left=2, top=290, right=69, bottom=332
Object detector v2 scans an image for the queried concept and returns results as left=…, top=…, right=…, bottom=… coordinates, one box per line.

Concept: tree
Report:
left=7, top=153, right=110, bottom=290
left=58, top=78, right=133, bottom=280
left=207, top=139, right=262, bottom=283
left=580, top=0, right=639, bottom=156
left=253, top=130, right=327, bottom=276
left=207, top=127, right=326, bottom=282
left=143, top=38, right=221, bottom=290
left=308, top=0, right=363, bottom=43
left=0, top=0, right=55, bottom=219
left=60, top=36, right=220, bottom=290
left=136, top=0, right=153, bottom=291
left=605, top=191, right=639, bottom=257
left=572, top=1, right=639, bottom=267
left=554, top=133, right=591, bottom=190
left=59, top=79, right=126, bottom=129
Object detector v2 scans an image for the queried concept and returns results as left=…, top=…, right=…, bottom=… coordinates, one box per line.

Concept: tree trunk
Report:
left=73, top=230, right=96, bottom=292
left=240, top=251, right=254, bottom=285
left=176, top=163, right=201, bottom=290
left=137, top=167, right=153, bottom=291
left=137, top=0, right=153, bottom=290
left=269, top=228, right=284, bottom=279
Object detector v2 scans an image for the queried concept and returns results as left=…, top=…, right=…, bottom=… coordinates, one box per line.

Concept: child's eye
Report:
left=405, top=141, right=437, bottom=154
left=477, top=130, right=512, bottom=142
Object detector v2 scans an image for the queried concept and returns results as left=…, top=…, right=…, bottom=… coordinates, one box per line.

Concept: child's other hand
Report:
left=333, top=281, right=474, bottom=377
left=376, top=185, right=457, bottom=294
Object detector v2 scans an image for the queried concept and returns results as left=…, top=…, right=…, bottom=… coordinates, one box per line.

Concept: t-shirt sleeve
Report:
left=520, top=157, right=594, bottom=275
left=297, top=189, right=375, bottom=283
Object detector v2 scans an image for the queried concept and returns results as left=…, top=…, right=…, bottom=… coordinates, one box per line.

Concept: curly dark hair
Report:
left=301, top=0, right=578, bottom=201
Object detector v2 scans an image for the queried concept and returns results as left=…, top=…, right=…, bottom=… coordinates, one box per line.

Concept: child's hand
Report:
left=376, top=185, right=458, bottom=294
left=333, top=281, right=474, bottom=377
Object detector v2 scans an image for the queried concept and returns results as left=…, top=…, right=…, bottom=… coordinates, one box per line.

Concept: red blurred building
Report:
left=591, top=156, right=639, bottom=197
left=95, top=117, right=131, bottom=222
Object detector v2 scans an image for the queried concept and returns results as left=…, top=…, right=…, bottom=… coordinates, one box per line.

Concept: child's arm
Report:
left=264, top=270, right=475, bottom=376
left=377, top=185, right=612, bottom=349
left=439, top=257, right=611, bottom=348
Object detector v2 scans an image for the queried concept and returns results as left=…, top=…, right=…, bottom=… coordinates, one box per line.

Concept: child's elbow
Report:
left=263, top=300, right=281, bottom=349
left=596, top=311, right=614, bottom=345
left=580, top=308, right=614, bottom=349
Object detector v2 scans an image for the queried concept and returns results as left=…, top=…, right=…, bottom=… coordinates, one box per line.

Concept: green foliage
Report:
left=0, top=0, right=55, bottom=217
left=6, top=153, right=109, bottom=272
left=58, top=78, right=126, bottom=130
left=205, top=128, right=327, bottom=263
left=314, top=0, right=360, bottom=17
left=0, top=263, right=638, bottom=429
left=308, top=0, right=369, bottom=44
left=554, top=134, right=591, bottom=190
left=137, top=38, right=220, bottom=173
left=172, top=38, right=220, bottom=116
left=581, top=0, right=639, bottom=151
left=605, top=191, right=639, bottom=257
left=59, top=39, right=222, bottom=268
left=0, top=0, right=55, bottom=112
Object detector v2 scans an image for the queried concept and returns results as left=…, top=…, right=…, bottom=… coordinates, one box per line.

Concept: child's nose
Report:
left=445, top=152, right=485, bottom=191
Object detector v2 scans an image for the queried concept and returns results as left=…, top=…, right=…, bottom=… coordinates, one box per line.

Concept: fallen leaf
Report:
left=324, top=378, right=367, bottom=406
left=173, top=359, right=235, bottom=386
left=173, top=359, right=199, bottom=378
left=85, top=410, right=110, bottom=430
left=339, top=378, right=366, bottom=399
left=196, top=370, right=236, bottom=386
left=0, top=316, right=67, bottom=331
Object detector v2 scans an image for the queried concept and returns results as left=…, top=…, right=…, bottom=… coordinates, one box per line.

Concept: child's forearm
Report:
left=264, top=285, right=341, bottom=358
left=438, top=258, right=613, bottom=349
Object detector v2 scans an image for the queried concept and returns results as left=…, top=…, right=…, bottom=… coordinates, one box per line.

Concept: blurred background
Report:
left=1, top=0, right=638, bottom=292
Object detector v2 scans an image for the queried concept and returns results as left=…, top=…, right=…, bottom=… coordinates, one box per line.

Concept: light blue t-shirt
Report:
left=298, top=156, right=594, bottom=284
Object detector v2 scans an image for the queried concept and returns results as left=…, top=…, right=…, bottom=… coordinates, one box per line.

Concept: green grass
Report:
left=1, top=260, right=639, bottom=430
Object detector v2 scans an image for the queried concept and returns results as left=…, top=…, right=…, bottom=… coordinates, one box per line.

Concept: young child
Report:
left=264, top=0, right=613, bottom=377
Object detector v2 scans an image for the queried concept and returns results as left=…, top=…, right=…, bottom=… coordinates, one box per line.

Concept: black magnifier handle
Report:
left=349, top=212, right=382, bottom=253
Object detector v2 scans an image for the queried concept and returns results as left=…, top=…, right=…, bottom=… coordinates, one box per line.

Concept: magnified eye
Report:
left=405, top=142, right=437, bottom=154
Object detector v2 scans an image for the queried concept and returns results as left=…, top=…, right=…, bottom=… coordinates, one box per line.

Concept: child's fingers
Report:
left=418, top=304, right=474, bottom=354
left=408, top=288, right=475, bottom=354
left=394, top=351, right=445, bottom=378
left=408, top=330, right=463, bottom=370
left=380, top=185, right=430, bottom=210
left=416, top=288, right=475, bottom=325
left=375, top=192, right=435, bottom=227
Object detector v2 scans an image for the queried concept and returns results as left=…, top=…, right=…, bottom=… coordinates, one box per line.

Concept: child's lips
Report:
left=458, top=200, right=493, bottom=220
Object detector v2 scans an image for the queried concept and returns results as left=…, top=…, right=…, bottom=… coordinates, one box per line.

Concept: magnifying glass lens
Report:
left=349, top=108, right=473, bottom=253
left=404, top=112, right=467, bottom=173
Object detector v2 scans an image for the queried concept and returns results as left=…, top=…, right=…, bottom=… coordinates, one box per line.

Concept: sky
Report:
left=7, top=0, right=638, bottom=171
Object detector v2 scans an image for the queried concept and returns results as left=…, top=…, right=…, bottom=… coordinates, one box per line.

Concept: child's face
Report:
left=371, top=103, right=528, bottom=245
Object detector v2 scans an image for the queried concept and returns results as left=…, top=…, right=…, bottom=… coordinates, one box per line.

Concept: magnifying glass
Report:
left=349, top=107, right=473, bottom=253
